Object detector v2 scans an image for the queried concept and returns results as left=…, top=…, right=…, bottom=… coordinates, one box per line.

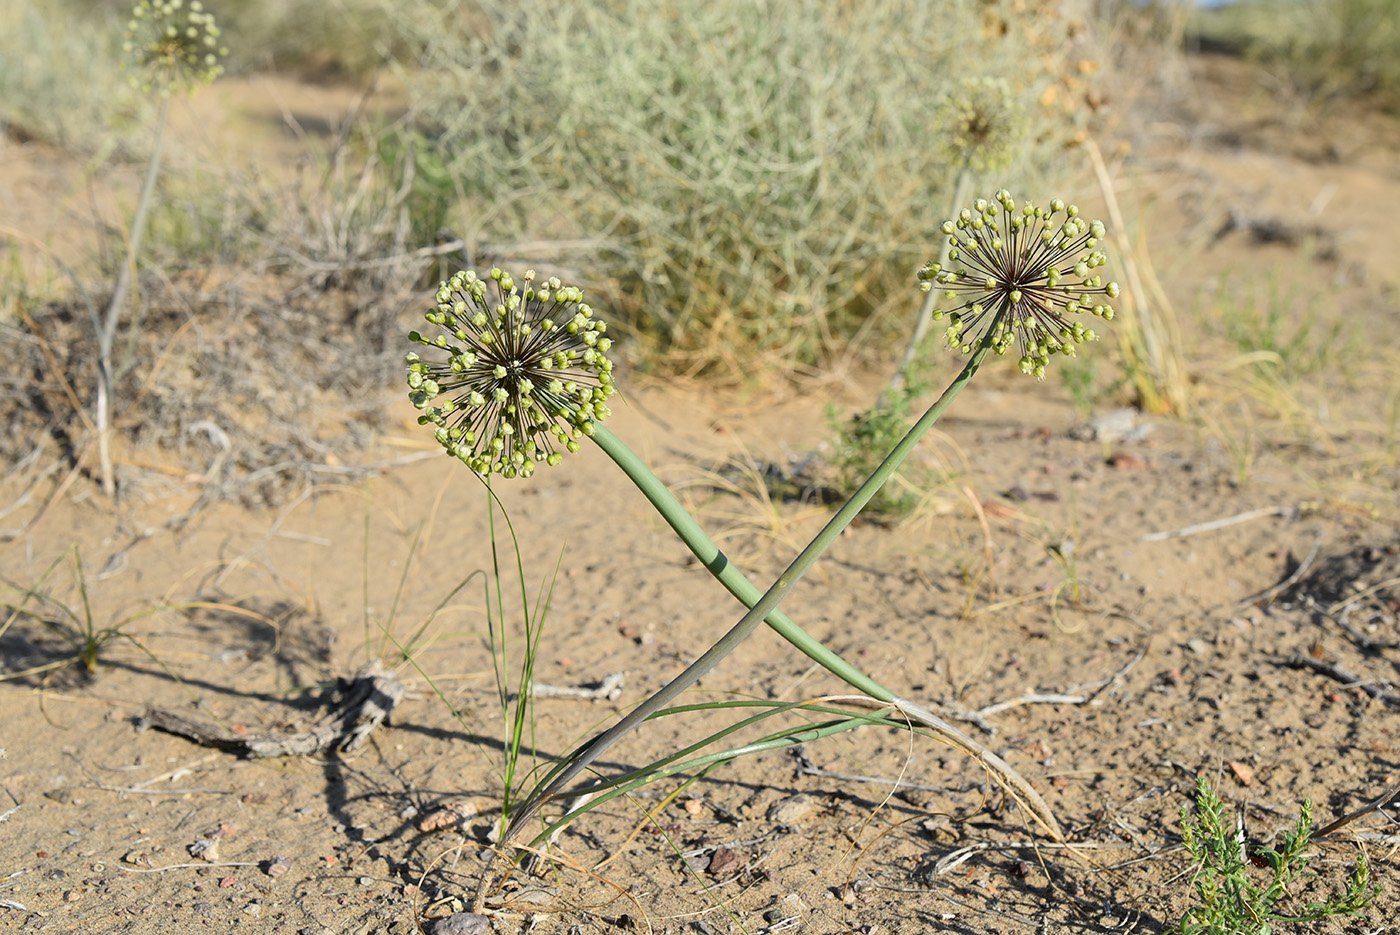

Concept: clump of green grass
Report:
left=376, top=491, right=557, bottom=846
left=1192, top=271, right=1362, bottom=459
left=1212, top=276, right=1351, bottom=382
left=0, top=547, right=120, bottom=680
left=0, top=545, right=271, bottom=683
left=1177, top=776, right=1378, bottom=934
left=397, top=0, right=1090, bottom=374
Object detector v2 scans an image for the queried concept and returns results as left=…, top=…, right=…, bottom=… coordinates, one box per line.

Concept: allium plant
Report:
left=887, top=78, right=1026, bottom=397
left=96, top=1, right=227, bottom=496
left=936, top=77, right=1024, bottom=175
left=918, top=189, right=1118, bottom=379
left=407, top=268, right=616, bottom=479
left=406, top=202, right=1116, bottom=895
left=123, top=0, right=226, bottom=96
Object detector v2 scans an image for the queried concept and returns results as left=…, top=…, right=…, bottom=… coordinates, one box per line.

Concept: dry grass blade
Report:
left=830, top=694, right=1064, bottom=841
left=1085, top=136, right=1190, bottom=415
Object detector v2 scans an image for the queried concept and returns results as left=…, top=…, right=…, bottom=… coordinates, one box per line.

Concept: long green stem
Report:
left=502, top=342, right=992, bottom=844
left=588, top=426, right=887, bottom=700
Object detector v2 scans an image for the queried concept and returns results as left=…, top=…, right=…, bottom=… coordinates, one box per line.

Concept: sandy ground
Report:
left=2, top=52, right=1400, bottom=935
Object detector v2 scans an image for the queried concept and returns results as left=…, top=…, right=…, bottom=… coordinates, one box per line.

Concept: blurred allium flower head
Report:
left=918, top=190, right=1119, bottom=380
left=124, top=0, right=227, bottom=96
left=407, top=268, right=616, bottom=479
left=938, top=77, right=1024, bottom=174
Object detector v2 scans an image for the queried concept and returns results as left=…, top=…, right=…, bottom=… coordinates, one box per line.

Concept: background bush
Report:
left=396, top=0, right=1102, bottom=375
left=1189, top=0, right=1400, bottom=112
left=0, top=1, right=129, bottom=149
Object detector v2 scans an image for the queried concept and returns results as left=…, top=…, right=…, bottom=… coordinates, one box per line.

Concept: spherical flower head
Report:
left=936, top=77, right=1025, bottom=174
left=123, top=0, right=227, bottom=97
left=406, top=268, right=617, bottom=479
left=917, top=191, right=1119, bottom=380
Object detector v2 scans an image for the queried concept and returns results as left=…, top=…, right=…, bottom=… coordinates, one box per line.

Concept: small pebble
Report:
left=766, top=793, right=815, bottom=825
left=426, top=912, right=491, bottom=935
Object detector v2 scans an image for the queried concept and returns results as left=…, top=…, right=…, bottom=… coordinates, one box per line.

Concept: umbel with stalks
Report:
left=407, top=268, right=616, bottom=479
left=123, top=0, right=226, bottom=96
left=405, top=192, right=1118, bottom=904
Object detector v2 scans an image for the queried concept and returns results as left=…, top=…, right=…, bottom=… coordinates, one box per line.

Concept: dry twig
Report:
left=138, top=661, right=405, bottom=757
left=1143, top=505, right=1296, bottom=544
left=1283, top=652, right=1400, bottom=707
left=1237, top=530, right=1323, bottom=607
left=1313, top=780, right=1400, bottom=839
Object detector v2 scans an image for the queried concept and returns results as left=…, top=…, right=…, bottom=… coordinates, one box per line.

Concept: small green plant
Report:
left=369, top=490, right=559, bottom=844
left=825, top=379, right=925, bottom=519
left=0, top=547, right=115, bottom=679
left=481, top=492, right=558, bottom=839
left=1059, top=353, right=1104, bottom=417
left=1177, top=776, right=1378, bottom=934
left=0, top=545, right=268, bottom=682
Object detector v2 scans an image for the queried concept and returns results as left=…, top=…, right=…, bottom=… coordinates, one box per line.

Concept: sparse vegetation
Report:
left=0, top=1, right=1397, bottom=931
left=1177, top=776, right=1378, bottom=934
left=1189, top=0, right=1400, bottom=112
left=393, top=0, right=1097, bottom=374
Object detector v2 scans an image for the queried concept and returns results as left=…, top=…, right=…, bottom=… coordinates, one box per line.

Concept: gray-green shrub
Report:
left=396, top=0, right=1091, bottom=372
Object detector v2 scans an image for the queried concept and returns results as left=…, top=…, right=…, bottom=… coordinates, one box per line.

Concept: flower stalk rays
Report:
left=919, top=189, right=1119, bottom=379
left=408, top=268, right=616, bottom=479
left=123, top=0, right=226, bottom=97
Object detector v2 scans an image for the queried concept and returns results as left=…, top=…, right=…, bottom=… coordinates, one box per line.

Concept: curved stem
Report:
left=97, top=95, right=170, bottom=496
left=588, top=424, right=888, bottom=700
left=503, top=342, right=999, bottom=844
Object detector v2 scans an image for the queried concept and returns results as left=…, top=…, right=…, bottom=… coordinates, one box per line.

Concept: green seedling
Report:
left=1177, top=776, right=1378, bottom=934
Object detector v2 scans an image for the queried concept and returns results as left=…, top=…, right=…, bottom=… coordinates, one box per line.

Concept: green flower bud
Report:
left=123, top=0, right=226, bottom=96
left=916, top=194, right=1117, bottom=380
left=404, top=268, right=616, bottom=478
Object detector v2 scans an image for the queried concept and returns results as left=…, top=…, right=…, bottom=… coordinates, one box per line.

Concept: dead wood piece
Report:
left=138, top=662, right=405, bottom=758
left=526, top=671, right=624, bottom=701
left=1236, top=530, right=1322, bottom=607
left=1283, top=652, right=1400, bottom=707
left=1313, top=780, right=1400, bottom=839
